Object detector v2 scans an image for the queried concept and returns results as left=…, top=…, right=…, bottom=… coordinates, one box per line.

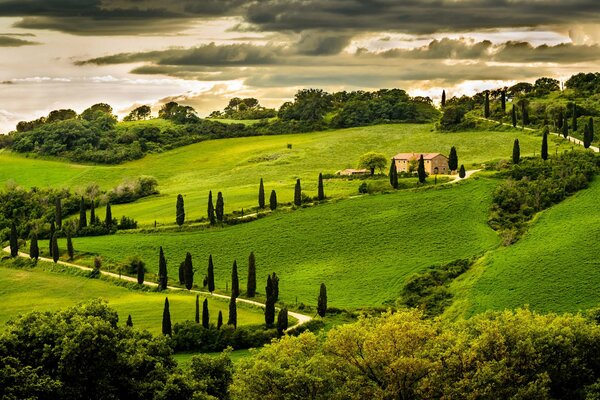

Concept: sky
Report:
left=0, top=0, right=599, bottom=132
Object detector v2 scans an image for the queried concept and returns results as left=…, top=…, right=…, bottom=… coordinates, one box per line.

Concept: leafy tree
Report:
left=265, top=275, right=276, bottom=326
left=484, top=91, right=490, bottom=118
left=512, top=138, right=521, bottom=164
left=247, top=251, right=256, bottom=297
left=277, top=308, right=289, bottom=335
left=584, top=124, right=592, bottom=149
left=358, top=152, right=387, bottom=175
left=318, top=173, right=325, bottom=200
left=184, top=252, right=194, bottom=290
left=317, top=283, right=328, bottom=317
left=227, top=295, right=237, bottom=329
left=572, top=103, right=578, bottom=131
left=231, top=260, right=240, bottom=298
left=562, top=114, right=569, bottom=138
left=439, top=105, right=468, bottom=131
left=458, top=165, right=466, bottom=179
left=217, top=310, right=223, bottom=330
left=195, top=294, right=200, bottom=324
left=441, top=90, right=446, bottom=107
left=126, top=314, right=133, bottom=327
left=55, top=197, right=62, bottom=229
left=269, top=190, right=277, bottom=211
left=216, top=192, right=224, bottom=223
left=162, top=297, right=172, bottom=336
left=258, top=178, right=265, bottom=209
left=541, top=128, right=549, bottom=160
left=207, top=190, right=216, bottom=225
left=278, top=88, right=332, bottom=122
left=417, top=154, right=426, bottom=184
left=202, top=298, right=210, bottom=329
left=66, top=232, right=74, bottom=260
left=124, top=105, right=151, bottom=121
left=389, top=161, right=398, bottom=189
left=448, top=146, right=458, bottom=172
left=534, top=77, right=560, bottom=94
left=176, top=194, right=185, bottom=226
left=29, top=232, right=39, bottom=261
left=512, top=104, right=517, bottom=127
left=158, top=246, right=168, bottom=291
left=105, top=203, right=113, bottom=228
left=90, top=198, right=96, bottom=225
left=52, top=234, right=59, bottom=263
left=294, top=179, right=302, bottom=206
left=207, top=254, right=215, bottom=293
left=9, top=222, right=18, bottom=257
left=158, top=101, right=179, bottom=119
left=78, top=196, right=87, bottom=230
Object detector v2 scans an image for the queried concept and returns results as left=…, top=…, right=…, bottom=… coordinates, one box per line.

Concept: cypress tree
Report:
left=277, top=308, right=289, bottom=335
left=562, top=114, right=569, bottom=138
left=512, top=139, right=521, bottom=164
left=589, top=117, right=595, bottom=142
left=294, top=179, right=302, bottom=206
left=90, top=199, right=96, bottom=225
left=584, top=124, right=592, bottom=149
left=217, top=311, right=223, bottom=329
left=247, top=252, right=256, bottom=297
left=207, top=191, right=216, bottom=225
left=521, top=100, right=529, bottom=126
left=126, top=315, right=133, bottom=327
left=202, top=298, right=209, bottom=329
left=78, top=196, right=87, bottom=230
left=441, top=89, right=446, bottom=108
left=227, top=295, right=237, bottom=329
left=458, top=165, right=466, bottom=179
left=231, top=260, right=239, bottom=298
left=572, top=103, right=578, bottom=131
left=136, top=258, right=145, bottom=285
left=511, top=104, right=517, bottom=128
left=484, top=91, right=490, bottom=118
left=55, top=198, right=62, bottom=229
left=162, top=297, right=172, bottom=336
left=557, top=109, right=564, bottom=129
left=9, top=222, right=18, bottom=258
left=105, top=203, right=113, bottom=228
left=317, top=283, right=328, bottom=317
left=66, top=233, right=74, bottom=260
left=29, top=233, right=39, bottom=261
left=216, top=192, right=224, bottom=223
left=272, top=272, right=279, bottom=302
left=389, top=161, right=398, bottom=189
left=49, top=221, right=55, bottom=257
left=207, top=255, right=215, bottom=293
left=176, top=194, right=185, bottom=226
left=269, top=190, right=277, bottom=211
left=501, top=90, right=506, bottom=112
left=195, top=294, right=200, bottom=324
left=265, top=275, right=275, bottom=326
left=448, top=146, right=458, bottom=172
left=258, top=178, right=265, bottom=209
left=541, top=128, right=549, bottom=160
left=158, top=246, right=168, bottom=291
left=52, top=234, right=59, bottom=263
left=417, top=154, right=426, bottom=184
left=318, top=173, right=325, bottom=200
left=178, top=261, right=185, bottom=285
left=184, top=252, right=194, bottom=290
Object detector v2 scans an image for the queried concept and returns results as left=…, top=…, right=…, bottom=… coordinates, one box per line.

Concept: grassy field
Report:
left=446, top=178, right=600, bottom=318
left=0, top=123, right=571, bottom=226
left=59, top=177, right=501, bottom=309
left=0, top=259, right=265, bottom=333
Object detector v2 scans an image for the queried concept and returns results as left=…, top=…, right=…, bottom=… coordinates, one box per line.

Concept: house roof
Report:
left=392, top=152, right=447, bottom=160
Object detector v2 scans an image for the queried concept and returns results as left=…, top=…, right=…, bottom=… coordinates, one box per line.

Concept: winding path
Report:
left=2, top=247, right=312, bottom=330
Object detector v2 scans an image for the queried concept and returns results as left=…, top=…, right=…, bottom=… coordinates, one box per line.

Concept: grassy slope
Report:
left=0, top=260, right=264, bottom=333
left=0, top=124, right=569, bottom=226
left=66, top=177, right=501, bottom=309
left=447, top=178, right=600, bottom=318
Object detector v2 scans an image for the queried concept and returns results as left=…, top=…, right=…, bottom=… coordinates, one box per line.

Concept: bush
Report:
left=171, top=321, right=278, bottom=352
left=117, top=216, right=138, bottom=230
left=108, top=176, right=159, bottom=204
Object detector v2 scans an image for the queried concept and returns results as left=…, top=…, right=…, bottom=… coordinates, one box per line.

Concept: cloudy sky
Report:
left=0, top=0, right=599, bottom=132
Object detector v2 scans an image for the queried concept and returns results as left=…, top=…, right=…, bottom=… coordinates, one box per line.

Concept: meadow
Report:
left=0, top=123, right=570, bottom=226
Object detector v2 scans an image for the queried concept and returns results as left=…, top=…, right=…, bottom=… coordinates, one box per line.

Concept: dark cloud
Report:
left=295, top=32, right=354, bottom=55
left=494, top=42, right=600, bottom=63
left=380, top=38, right=493, bottom=60
left=0, top=34, right=38, bottom=46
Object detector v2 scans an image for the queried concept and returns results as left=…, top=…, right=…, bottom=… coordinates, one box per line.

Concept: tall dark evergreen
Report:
left=484, top=91, right=490, bottom=118
left=195, top=294, right=200, bottom=324
left=389, top=161, right=398, bottom=189
left=162, top=297, right=172, bottom=336
left=318, top=173, right=326, bottom=200
left=269, top=190, right=277, bottom=211
left=441, top=90, right=446, bottom=108
left=541, top=129, right=549, bottom=160
left=55, top=198, right=62, bottom=229
left=247, top=252, right=256, bottom=297
left=231, top=260, right=240, bottom=298
left=417, top=154, right=426, bottom=184
left=512, top=139, right=521, bottom=164
left=589, top=117, right=595, bottom=142
left=458, top=165, right=466, bottom=179
left=207, top=191, right=216, bottom=225
left=202, top=298, right=209, bottom=329
left=264, top=275, right=276, bottom=326
left=66, top=233, right=74, bottom=261
left=216, top=192, right=224, bottom=222
left=557, top=109, right=564, bottom=129
left=52, top=234, right=59, bottom=263
left=584, top=124, right=592, bottom=149
left=521, top=100, right=529, bottom=126
left=29, top=233, right=39, bottom=261
left=136, top=258, right=145, bottom=285
left=105, top=203, right=113, bottom=228
left=258, top=178, right=265, bottom=209
left=158, top=246, right=168, bottom=291
left=294, top=179, right=302, bottom=206
left=90, top=199, right=96, bottom=225
left=227, top=295, right=237, bottom=329
left=272, top=272, right=279, bottom=302
left=572, top=103, right=578, bottom=131
left=207, top=255, right=215, bottom=293
left=448, top=146, right=458, bottom=172
left=176, top=194, right=185, bottom=226
left=317, top=283, right=328, bottom=317
left=217, top=310, right=223, bottom=329
left=184, top=252, right=194, bottom=290
left=126, top=315, right=133, bottom=327
left=178, top=262, right=185, bottom=285
left=277, top=308, right=289, bottom=335
left=511, top=104, right=517, bottom=128
left=78, top=196, right=87, bottom=230
left=562, top=114, right=569, bottom=138
left=9, top=222, right=18, bottom=258
left=49, top=221, right=55, bottom=257
left=501, top=90, right=506, bottom=112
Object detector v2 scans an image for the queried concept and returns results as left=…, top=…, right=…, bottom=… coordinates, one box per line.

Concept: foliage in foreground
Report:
left=233, top=308, right=600, bottom=400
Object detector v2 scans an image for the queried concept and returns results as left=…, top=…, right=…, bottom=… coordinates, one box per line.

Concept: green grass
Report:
left=0, top=259, right=265, bottom=333
left=447, top=178, right=600, bottom=318
left=0, top=124, right=570, bottom=226
left=173, top=349, right=252, bottom=368
left=62, top=177, right=501, bottom=309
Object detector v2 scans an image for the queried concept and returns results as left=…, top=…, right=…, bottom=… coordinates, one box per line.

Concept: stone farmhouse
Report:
left=392, top=153, right=450, bottom=175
